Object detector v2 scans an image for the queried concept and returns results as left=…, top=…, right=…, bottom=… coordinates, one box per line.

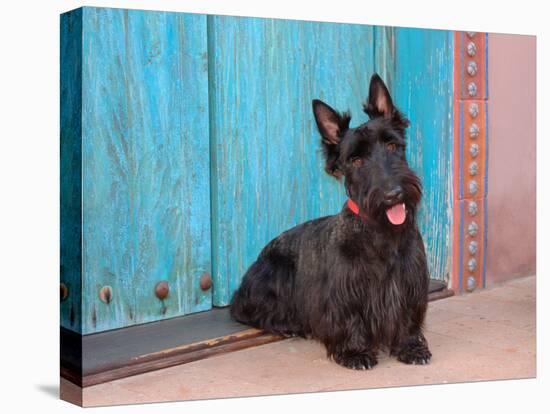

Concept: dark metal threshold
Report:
left=61, top=280, right=452, bottom=387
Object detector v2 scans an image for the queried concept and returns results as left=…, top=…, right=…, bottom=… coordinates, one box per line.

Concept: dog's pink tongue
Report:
left=386, top=203, right=407, bottom=225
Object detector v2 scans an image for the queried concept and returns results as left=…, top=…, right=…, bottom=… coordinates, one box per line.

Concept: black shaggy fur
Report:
left=230, top=74, right=431, bottom=370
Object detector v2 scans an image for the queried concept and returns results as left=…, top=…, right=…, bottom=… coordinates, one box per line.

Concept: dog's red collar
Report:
left=347, top=198, right=360, bottom=215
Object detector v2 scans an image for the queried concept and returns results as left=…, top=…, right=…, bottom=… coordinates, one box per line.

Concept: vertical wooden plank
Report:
left=81, top=8, right=211, bottom=333
left=373, top=26, right=396, bottom=92
left=209, top=16, right=374, bottom=306
left=208, top=16, right=270, bottom=305
left=390, top=28, right=454, bottom=281
left=60, top=8, right=83, bottom=333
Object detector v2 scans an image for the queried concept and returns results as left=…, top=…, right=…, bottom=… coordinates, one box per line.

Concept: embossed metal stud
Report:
left=469, top=123, right=480, bottom=139
left=466, top=275, right=477, bottom=292
left=200, top=272, right=212, bottom=291
left=468, top=200, right=478, bottom=216
left=469, top=161, right=478, bottom=176
left=467, top=61, right=478, bottom=76
left=468, top=82, right=478, bottom=97
left=467, top=41, right=477, bottom=56
left=469, top=180, right=478, bottom=195
left=469, top=143, right=480, bottom=158
left=468, top=240, right=478, bottom=255
left=468, top=221, right=478, bottom=237
left=99, top=286, right=113, bottom=304
left=469, top=103, right=479, bottom=118
left=155, top=281, right=169, bottom=300
left=468, top=258, right=477, bottom=272
left=60, top=283, right=69, bottom=302
left=467, top=32, right=476, bottom=39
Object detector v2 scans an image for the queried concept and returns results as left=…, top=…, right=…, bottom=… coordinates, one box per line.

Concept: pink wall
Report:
left=486, top=33, right=536, bottom=284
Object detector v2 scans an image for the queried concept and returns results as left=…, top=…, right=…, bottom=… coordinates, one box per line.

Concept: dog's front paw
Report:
left=395, top=340, right=432, bottom=365
left=333, top=353, right=378, bottom=370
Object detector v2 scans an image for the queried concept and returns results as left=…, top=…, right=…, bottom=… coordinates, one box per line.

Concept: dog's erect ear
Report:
left=363, top=74, right=409, bottom=130
left=312, top=99, right=350, bottom=178
left=364, top=74, right=395, bottom=119
left=312, top=99, right=350, bottom=145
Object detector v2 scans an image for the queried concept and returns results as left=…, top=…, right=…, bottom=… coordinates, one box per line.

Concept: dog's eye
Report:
left=351, top=157, right=364, bottom=167
left=386, top=143, right=397, bottom=152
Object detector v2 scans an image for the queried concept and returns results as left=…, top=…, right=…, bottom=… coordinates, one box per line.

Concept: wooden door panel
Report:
left=208, top=16, right=375, bottom=305
left=61, top=8, right=213, bottom=334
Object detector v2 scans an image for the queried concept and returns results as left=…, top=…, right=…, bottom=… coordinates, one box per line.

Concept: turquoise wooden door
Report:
left=61, top=8, right=212, bottom=334
left=208, top=18, right=453, bottom=306
left=61, top=9, right=453, bottom=333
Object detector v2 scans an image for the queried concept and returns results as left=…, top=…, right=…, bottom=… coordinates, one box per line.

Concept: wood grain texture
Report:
left=374, top=26, right=396, bottom=91
left=60, top=9, right=83, bottom=333
left=61, top=9, right=455, bottom=334
left=210, top=21, right=453, bottom=305
left=208, top=16, right=375, bottom=305
left=80, top=7, right=211, bottom=333
left=389, top=27, right=454, bottom=281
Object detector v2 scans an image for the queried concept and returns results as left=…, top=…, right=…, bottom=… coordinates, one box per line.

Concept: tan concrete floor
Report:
left=64, top=275, right=536, bottom=407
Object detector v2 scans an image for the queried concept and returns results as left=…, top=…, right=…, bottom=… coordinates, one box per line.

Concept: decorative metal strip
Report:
left=459, top=31, right=488, bottom=100
left=452, top=31, right=489, bottom=294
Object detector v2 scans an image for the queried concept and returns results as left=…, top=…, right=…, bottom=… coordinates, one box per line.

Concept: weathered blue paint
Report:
left=77, top=7, right=211, bottom=333
left=209, top=15, right=375, bottom=305
left=61, top=9, right=455, bottom=332
left=390, top=27, right=454, bottom=281
left=207, top=17, right=270, bottom=307
left=209, top=22, right=452, bottom=305
left=373, top=26, right=396, bottom=91
left=60, top=9, right=83, bottom=333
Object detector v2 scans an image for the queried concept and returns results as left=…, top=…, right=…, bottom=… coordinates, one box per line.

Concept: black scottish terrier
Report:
left=230, top=74, right=431, bottom=370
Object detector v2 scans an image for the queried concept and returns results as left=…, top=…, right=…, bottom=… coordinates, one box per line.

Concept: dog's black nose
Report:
left=384, top=186, right=404, bottom=205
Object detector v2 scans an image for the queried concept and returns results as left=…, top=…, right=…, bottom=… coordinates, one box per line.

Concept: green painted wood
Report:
left=60, top=9, right=83, bottom=333
left=375, top=27, right=454, bottom=281
left=79, top=7, right=211, bottom=333
left=209, top=16, right=375, bottom=305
